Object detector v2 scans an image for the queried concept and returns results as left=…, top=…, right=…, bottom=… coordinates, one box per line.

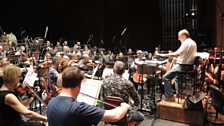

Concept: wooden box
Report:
left=157, top=99, right=204, bottom=126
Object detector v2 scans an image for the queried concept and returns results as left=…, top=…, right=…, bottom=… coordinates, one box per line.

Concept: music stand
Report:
left=136, top=61, right=156, bottom=114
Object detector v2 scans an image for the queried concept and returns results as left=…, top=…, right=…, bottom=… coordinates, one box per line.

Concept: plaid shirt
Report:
left=100, top=74, right=140, bottom=106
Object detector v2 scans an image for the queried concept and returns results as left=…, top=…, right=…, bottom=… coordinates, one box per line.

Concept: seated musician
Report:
left=158, top=50, right=176, bottom=73
left=44, top=52, right=52, bottom=61
left=73, top=41, right=81, bottom=50
left=63, top=41, right=70, bottom=53
left=78, top=53, right=93, bottom=75
left=48, top=56, right=60, bottom=97
left=46, top=40, right=52, bottom=51
left=0, top=45, right=6, bottom=59
left=157, top=29, right=197, bottom=102
left=0, top=58, right=10, bottom=88
left=57, top=60, right=70, bottom=89
left=47, top=66, right=130, bottom=126
left=99, top=50, right=109, bottom=63
left=82, top=45, right=90, bottom=55
left=116, top=52, right=127, bottom=64
left=21, top=53, right=31, bottom=65
left=108, top=50, right=115, bottom=62
left=0, top=57, right=10, bottom=68
left=100, top=61, right=144, bottom=125
left=0, top=64, right=47, bottom=126
left=205, top=63, right=222, bottom=87
left=129, top=50, right=148, bottom=90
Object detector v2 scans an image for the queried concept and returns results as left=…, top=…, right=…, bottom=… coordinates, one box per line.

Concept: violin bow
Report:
left=23, top=82, right=48, bottom=108
left=79, top=92, right=118, bottom=108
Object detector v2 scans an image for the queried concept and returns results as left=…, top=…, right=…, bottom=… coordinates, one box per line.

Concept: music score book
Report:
left=23, top=70, right=38, bottom=87
left=77, top=79, right=102, bottom=106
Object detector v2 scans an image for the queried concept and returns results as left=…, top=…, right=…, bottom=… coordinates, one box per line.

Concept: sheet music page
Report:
left=145, top=60, right=167, bottom=65
left=77, top=79, right=102, bottom=105
left=23, top=70, right=37, bottom=87
left=102, top=68, right=113, bottom=79
left=196, top=52, right=209, bottom=59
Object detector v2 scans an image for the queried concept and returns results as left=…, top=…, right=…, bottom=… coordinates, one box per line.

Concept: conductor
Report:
left=156, top=29, right=197, bottom=102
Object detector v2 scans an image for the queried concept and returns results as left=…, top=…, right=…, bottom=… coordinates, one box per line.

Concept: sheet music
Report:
left=77, top=79, right=102, bottom=105
left=23, top=70, right=37, bottom=87
left=196, top=52, right=209, bottom=60
left=145, top=60, right=167, bottom=65
left=102, top=68, right=129, bottom=80
left=135, top=60, right=167, bottom=66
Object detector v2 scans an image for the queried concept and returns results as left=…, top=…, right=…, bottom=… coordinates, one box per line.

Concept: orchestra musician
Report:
left=82, top=44, right=90, bottom=55
left=47, top=66, right=130, bottom=126
left=0, top=45, right=6, bottom=59
left=63, top=41, right=70, bottom=53
left=100, top=61, right=144, bottom=125
left=0, top=64, right=47, bottom=126
left=157, top=29, right=197, bottom=102
left=0, top=58, right=10, bottom=88
left=158, top=50, right=176, bottom=73
left=48, top=56, right=60, bottom=98
left=129, top=50, right=148, bottom=90
left=46, top=41, right=53, bottom=52
left=73, top=41, right=81, bottom=51
left=57, top=59, right=70, bottom=89
left=78, top=53, right=93, bottom=75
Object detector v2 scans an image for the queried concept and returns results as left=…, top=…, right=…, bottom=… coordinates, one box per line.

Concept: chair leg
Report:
left=215, top=111, right=218, bottom=119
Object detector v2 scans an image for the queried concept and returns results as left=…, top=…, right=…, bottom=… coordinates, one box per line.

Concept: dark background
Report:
left=0, top=0, right=215, bottom=52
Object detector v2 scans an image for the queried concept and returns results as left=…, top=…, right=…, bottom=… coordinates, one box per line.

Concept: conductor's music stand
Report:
left=136, top=62, right=156, bottom=114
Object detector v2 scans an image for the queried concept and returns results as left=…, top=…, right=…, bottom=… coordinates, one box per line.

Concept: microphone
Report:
left=100, top=40, right=104, bottom=45
left=121, top=27, right=127, bottom=36
left=44, top=26, right=48, bottom=39
left=112, top=36, right=116, bottom=43
left=87, top=34, right=93, bottom=44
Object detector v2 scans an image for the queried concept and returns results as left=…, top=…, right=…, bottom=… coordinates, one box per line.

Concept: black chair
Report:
left=207, top=85, right=224, bottom=124
left=176, top=69, right=196, bottom=103
left=176, top=56, right=202, bottom=103
left=104, top=96, right=129, bottom=126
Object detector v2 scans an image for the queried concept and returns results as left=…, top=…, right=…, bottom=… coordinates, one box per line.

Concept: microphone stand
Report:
left=97, top=51, right=106, bottom=79
left=35, top=26, right=48, bottom=114
left=0, top=26, right=4, bottom=34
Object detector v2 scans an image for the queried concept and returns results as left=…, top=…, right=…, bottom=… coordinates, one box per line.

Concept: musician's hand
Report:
left=129, top=99, right=134, bottom=106
left=120, top=102, right=131, bottom=110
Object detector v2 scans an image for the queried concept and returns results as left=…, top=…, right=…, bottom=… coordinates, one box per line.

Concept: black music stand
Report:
left=136, top=61, right=156, bottom=114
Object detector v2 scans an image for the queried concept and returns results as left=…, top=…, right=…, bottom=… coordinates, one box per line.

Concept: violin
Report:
left=15, top=82, right=38, bottom=95
left=86, top=62, right=95, bottom=67
left=15, top=82, right=48, bottom=108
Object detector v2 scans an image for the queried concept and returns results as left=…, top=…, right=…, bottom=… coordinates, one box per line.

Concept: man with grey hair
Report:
left=100, top=61, right=144, bottom=125
left=157, top=29, right=197, bottom=102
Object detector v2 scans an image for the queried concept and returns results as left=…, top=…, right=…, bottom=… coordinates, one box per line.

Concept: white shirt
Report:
left=175, top=38, right=197, bottom=64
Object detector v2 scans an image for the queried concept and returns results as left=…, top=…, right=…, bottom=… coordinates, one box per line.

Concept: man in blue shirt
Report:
left=47, top=67, right=130, bottom=126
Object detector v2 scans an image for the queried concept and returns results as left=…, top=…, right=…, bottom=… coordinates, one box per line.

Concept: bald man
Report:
left=157, top=29, right=197, bottom=102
